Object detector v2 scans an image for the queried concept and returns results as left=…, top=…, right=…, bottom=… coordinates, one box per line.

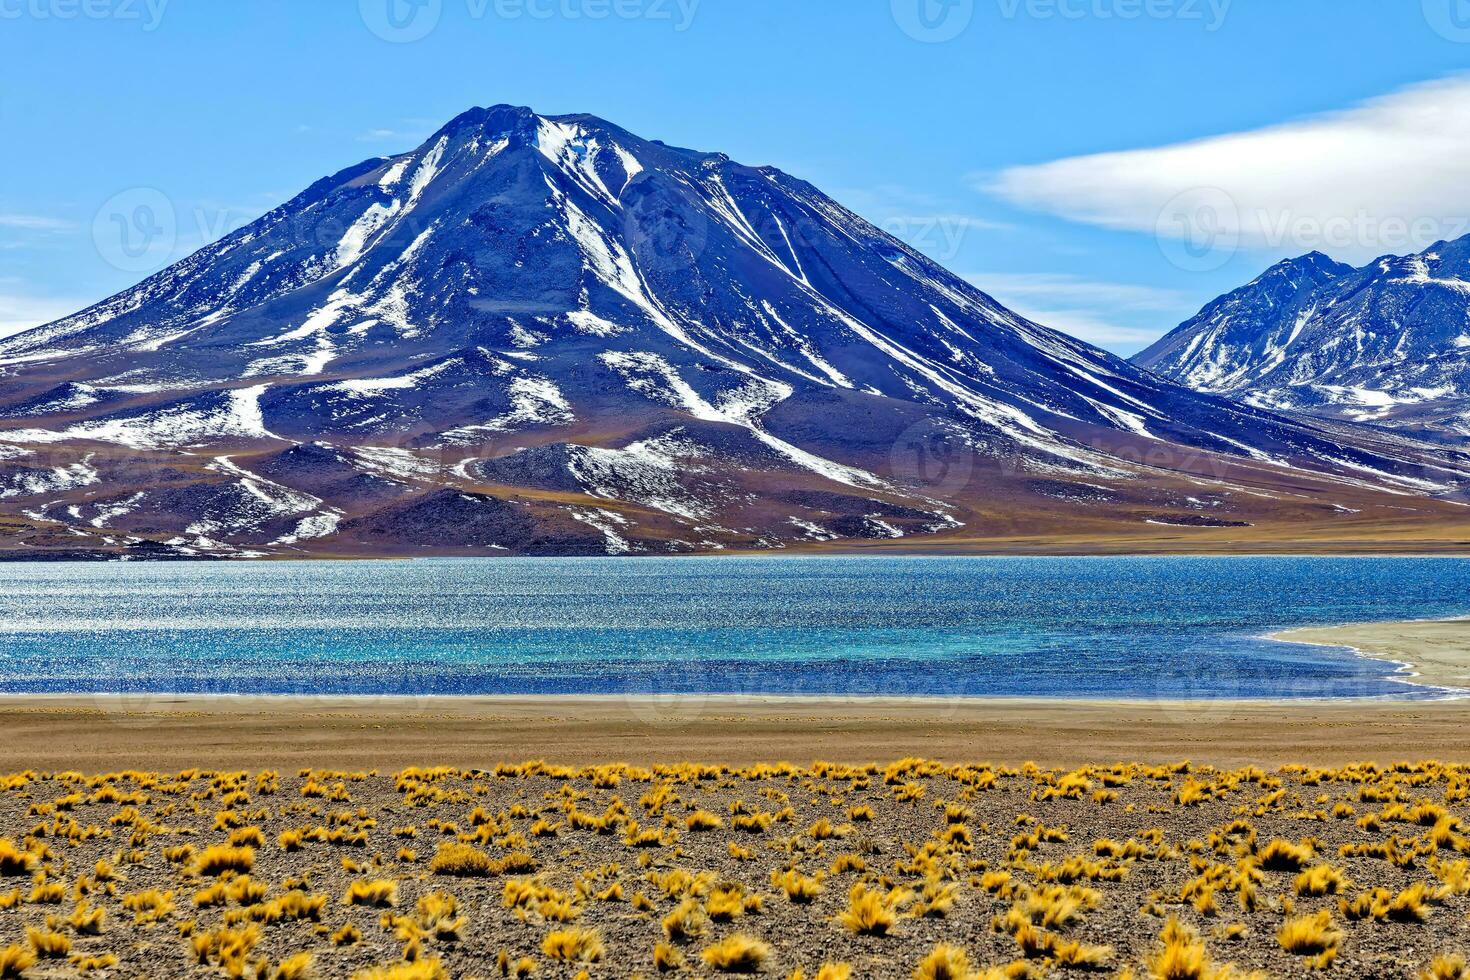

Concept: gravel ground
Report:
left=0, top=759, right=1467, bottom=978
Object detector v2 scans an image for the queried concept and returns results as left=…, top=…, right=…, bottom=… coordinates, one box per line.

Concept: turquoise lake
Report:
left=0, top=556, right=1466, bottom=699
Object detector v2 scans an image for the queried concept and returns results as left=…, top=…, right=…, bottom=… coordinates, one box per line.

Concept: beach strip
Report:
left=3, top=693, right=1470, bottom=770
left=1272, top=617, right=1470, bottom=692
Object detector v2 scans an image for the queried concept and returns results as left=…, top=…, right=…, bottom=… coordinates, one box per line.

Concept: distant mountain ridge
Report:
left=0, top=105, right=1466, bottom=558
left=1135, top=239, right=1470, bottom=440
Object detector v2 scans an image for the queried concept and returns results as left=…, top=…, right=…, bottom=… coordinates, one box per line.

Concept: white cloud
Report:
left=965, top=272, right=1187, bottom=353
left=834, top=183, right=1013, bottom=261
left=968, top=273, right=1187, bottom=311
left=985, top=75, right=1470, bottom=263
left=357, top=127, right=428, bottom=144
left=1006, top=306, right=1163, bottom=351
left=0, top=214, right=74, bottom=233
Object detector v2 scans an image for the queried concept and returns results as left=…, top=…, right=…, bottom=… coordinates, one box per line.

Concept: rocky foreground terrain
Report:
left=1, top=759, right=1468, bottom=977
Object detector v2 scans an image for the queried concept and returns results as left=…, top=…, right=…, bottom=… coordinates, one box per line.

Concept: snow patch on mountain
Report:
left=1137, top=245, right=1470, bottom=437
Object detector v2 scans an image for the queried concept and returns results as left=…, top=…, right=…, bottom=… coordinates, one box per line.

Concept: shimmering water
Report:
left=0, top=557, right=1466, bottom=699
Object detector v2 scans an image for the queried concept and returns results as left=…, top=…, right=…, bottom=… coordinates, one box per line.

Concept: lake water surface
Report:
left=0, top=556, right=1467, bottom=700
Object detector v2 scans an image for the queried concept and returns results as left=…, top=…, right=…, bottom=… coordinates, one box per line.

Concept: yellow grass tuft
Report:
left=120, top=888, right=174, bottom=924
left=274, top=952, right=314, bottom=980
left=194, top=844, right=255, bottom=877
left=0, top=840, right=37, bottom=877
left=686, top=810, right=723, bottom=831
left=1256, top=839, right=1314, bottom=871
left=1293, top=864, right=1349, bottom=896
left=1277, top=909, right=1342, bottom=968
left=352, top=958, right=448, bottom=980
left=24, top=928, right=70, bottom=959
left=26, top=882, right=64, bottom=904
left=1144, top=916, right=1255, bottom=980
left=0, top=946, right=36, bottom=979
left=229, top=826, right=265, bottom=848
left=654, top=941, right=685, bottom=972
left=810, top=964, right=853, bottom=980
left=911, top=878, right=959, bottom=918
left=772, top=868, right=823, bottom=903
left=1420, top=955, right=1470, bottom=980
left=662, top=896, right=709, bottom=942
left=67, top=901, right=105, bottom=934
left=542, top=927, right=604, bottom=963
left=913, top=944, right=972, bottom=980
left=415, top=892, right=465, bottom=940
left=701, top=933, right=771, bottom=973
left=428, top=842, right=534, bottom=877
left=835, top=882, right=909, bottom=936
left=1050, top=937, right=1114, bottom=970
left=70, top=953, right=119, bottom=972
left=707, top=884, right=749, bottom=921
left=1386, top=882, right=1437, bottom=922
left=344, top=880, right=398, bottom=908
left=191, top=923, right=262, bottom=975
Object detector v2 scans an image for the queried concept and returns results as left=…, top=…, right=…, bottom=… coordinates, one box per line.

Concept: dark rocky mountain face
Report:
left=1136, top=242, right=1470, bottom=441
left=2, top=106, right=1467, bottom=557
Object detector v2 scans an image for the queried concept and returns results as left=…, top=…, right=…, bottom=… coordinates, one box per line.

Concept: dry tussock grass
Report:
left=0, top=760, right=1465, bottom=974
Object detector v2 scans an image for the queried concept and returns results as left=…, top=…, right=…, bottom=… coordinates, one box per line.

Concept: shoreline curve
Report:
left=1271, top=618, right=1470, bottom=692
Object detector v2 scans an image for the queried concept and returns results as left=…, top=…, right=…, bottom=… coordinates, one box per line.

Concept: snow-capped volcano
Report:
left=1, top=106, right=1466, bottom=557
left=1135, top=241, right=1470, bottom=440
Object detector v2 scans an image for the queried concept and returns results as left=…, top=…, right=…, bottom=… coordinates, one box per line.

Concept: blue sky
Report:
left=2, top=0, right=1469, bottom=352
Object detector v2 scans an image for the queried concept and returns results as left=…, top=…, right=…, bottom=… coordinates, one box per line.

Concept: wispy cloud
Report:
left=964, top=272, right=1189, bottom=353
left=357, top=127, right=427, bottom=145
left=840, top=183, right=1013, bottom=230
left=0, top=214, right=74, bottom=233
left=835, top=183, right=1012, bottom=262
left=984, top=75, right=1470, bottom=263
left=1008, top=309, right=1164, bottom=351
left=968, top=273, right=1187, bottom=311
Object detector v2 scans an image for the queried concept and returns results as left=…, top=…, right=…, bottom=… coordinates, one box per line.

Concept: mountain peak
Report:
left=1136, top=240, right=1470, bottom=438
left=1256, top=250, right=1354, bottom=284
left=0, top=107, right=1463, bottom=558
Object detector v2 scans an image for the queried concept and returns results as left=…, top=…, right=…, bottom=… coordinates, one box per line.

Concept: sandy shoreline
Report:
left=1271, top=616, right=1470, bottom=691
left=5, top=693, right=1470, bottom=770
